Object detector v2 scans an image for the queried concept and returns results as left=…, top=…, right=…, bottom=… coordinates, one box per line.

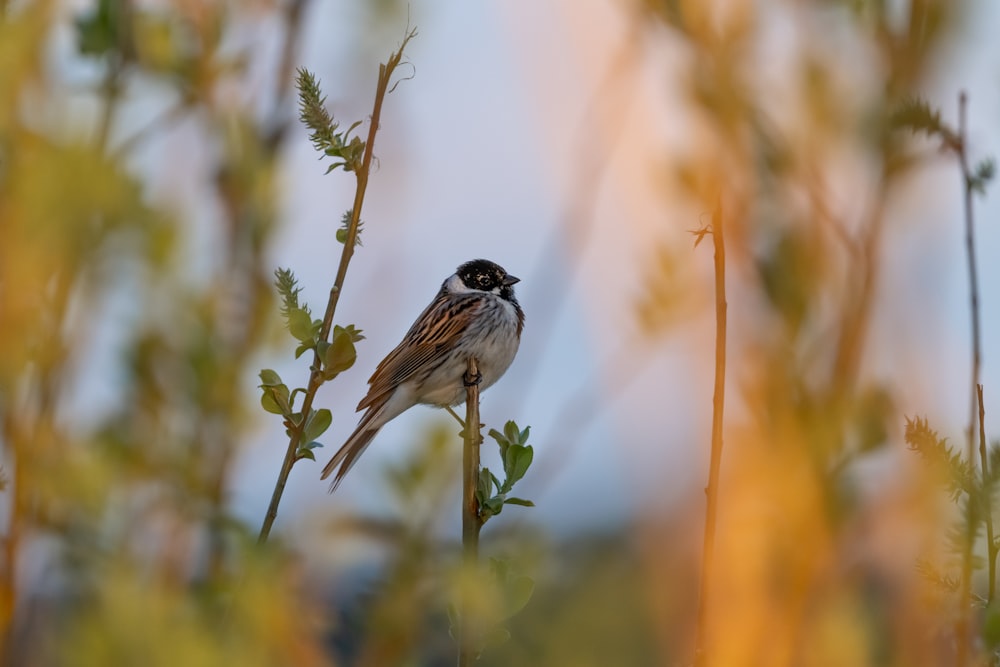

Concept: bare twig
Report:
left=111, top=101, right=189, bottom=159
left=694, top=202, right=728, bottom=667
left=257, top=28, right=416, bottom=543
left=459, top=356, right=483, bottom=667
left=978, top=385, right=995, bottom=601
left=956, top=90, right=980, bottom=667
left=829, top=181, right=888, bottom=400
left=958, top=92, right=982, bottom=460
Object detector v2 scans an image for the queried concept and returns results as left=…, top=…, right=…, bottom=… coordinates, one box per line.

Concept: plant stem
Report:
left=979, top=384, right=995, bottom=601
left=0, top=414, right=23, bottom=652
left=694, top=202, right=728, bottom=667
left=959, top=92, right=982, bottom=461
left=257, top=30, right=415, bottom=543
left=956, top=90, right=980, bottom=667
left=459, top=356, right=483, bottom=667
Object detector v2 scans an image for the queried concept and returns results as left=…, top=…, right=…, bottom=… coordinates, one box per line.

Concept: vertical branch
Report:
left=979, top=385, right=995, bottom=601
left=257, top=30, right=415, bottom=543
left=694, top=202, right=728, bottom=667
left=459, top=356, right=483, bottom=667
left=956, top=90, right=980, bottom=667
left=0, top=417, right=23, bottom=651
left=959, top=91, right=982, bottom=459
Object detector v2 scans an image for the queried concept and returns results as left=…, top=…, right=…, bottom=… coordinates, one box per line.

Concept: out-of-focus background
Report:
left=2, top=0, right=1000, bottom=664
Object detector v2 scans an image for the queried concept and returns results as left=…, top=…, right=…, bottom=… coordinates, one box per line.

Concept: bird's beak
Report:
left=503, top=274, right=520, bottom=286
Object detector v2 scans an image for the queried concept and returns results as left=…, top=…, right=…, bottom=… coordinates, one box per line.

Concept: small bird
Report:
left=321, top=259, right=524, bottom=491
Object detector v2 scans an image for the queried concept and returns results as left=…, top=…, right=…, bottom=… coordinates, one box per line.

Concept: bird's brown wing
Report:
left=357, top=294, right=480, bottom=411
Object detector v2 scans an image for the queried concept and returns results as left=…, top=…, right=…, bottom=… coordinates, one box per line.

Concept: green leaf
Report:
left=975, top=158, right=996, bottom=182
left=504, top=575, right=534, bottom=618
left=985, top=598, right=1000, bottom=650
left=294, top=342, right=312, bottom=359
left=342, top=324, right=366, bottom=342
left=287, top=307, right=314, bottom=342
left=890, top=97, right=959, bottom=149
left=489, top=428, right=510, bottom=461
left=325, top=326, right=358, bottom=376
left=296, top=68, right=339, bottom=156
left=504, top=497, right=535, bottom=507
left=972, top=158, right=997, bottom=196
left=503, top=420, right=520, bottom=445
left=476, top=468, right=495, bottom=503
left=296, top=448, right=317, bottom=461
left=259, top=369, right=282, bottom=387
left=260, top=390, right=284, bottom=415
left=303, top=408, right=332, bottom=443
left=508, top=445, right=533, bottom=486
left=336, top=227, right=359, bottom=246
left=483, top=496, right=504, bottom=516
left=274, top=268, right=307, bottom=320
left=259, top=382, right=291, bottom=416
left=76, top=0, right=123, bottom=57
left=488, top=428, right=507, bottom=446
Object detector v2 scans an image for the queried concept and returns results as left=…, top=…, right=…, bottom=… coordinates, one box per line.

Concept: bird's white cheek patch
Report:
left=444, top=273, right=477, bottom=294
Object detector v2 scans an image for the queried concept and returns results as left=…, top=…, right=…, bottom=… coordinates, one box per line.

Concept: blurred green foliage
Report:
left=0, top=0, right=318, bottom=663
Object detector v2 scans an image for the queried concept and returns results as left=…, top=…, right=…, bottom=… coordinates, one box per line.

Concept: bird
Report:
left=321, top=259, right=524, bottom=491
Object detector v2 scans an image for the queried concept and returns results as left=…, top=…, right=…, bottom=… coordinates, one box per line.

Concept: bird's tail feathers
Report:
left=320, top=409, right=383, bottom=493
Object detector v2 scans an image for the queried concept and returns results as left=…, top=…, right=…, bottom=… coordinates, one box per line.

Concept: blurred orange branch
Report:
left=694, top=202, right=727, bottom=667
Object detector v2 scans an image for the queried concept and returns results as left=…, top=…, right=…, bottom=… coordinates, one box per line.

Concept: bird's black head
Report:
left=456, top=259, right=520, bottom=301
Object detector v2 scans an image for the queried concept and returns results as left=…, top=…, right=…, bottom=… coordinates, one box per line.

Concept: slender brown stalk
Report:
left=694, top=203, right=728, bottom=667
left=458, top=356, right=483, bottom=667
left=978, top=385, right=995, bottom=601
left=258, top=30, right=415, bottom=543
left=955, top=90, right=980, bottom=667
left=958, top=92, right=982, bottom=459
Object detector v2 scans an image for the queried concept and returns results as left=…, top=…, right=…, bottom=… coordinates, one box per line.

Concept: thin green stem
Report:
left=257, top=29, right=416, bottom=543
left=445, top=405, right=466, bottom=429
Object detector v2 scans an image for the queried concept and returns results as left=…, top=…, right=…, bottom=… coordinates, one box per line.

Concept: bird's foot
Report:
left=463, top=370, right=482, bottom=387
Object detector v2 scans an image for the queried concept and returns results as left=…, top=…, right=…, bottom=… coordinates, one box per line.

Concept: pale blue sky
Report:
left=241, top=0, right=1000, bottom=551
left=47, top=0, right=1000, bottom=559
